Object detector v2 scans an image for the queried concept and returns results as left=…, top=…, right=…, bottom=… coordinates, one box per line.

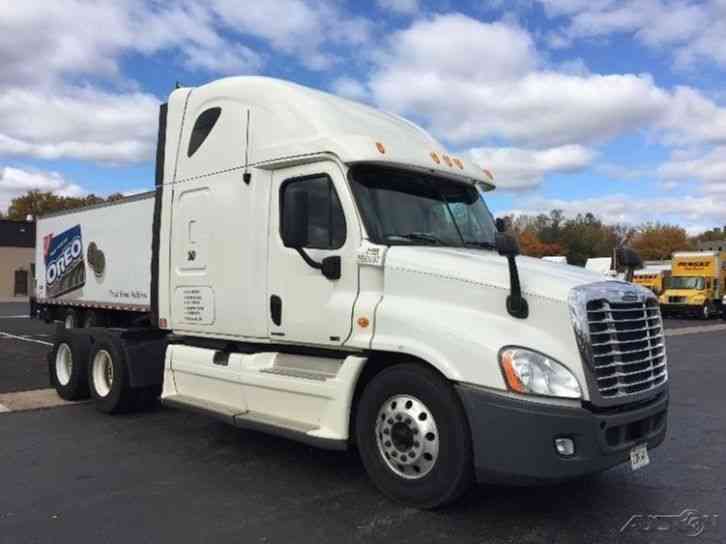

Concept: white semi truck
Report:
left=34, top=77, right=669, bottom=508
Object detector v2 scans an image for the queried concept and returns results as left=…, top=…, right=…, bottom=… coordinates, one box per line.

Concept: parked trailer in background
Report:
left=37, top=76, right=669, bottom=508
left=32, top=193, right=154, bottom=328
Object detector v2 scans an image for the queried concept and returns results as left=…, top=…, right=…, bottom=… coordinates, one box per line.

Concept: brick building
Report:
left=0, top=219, right=35, bottom=299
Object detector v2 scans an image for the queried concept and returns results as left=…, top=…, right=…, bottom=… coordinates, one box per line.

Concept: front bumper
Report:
left=456, top=384, right=668, bottom=484
left=660, top=303, right=701, bottom=314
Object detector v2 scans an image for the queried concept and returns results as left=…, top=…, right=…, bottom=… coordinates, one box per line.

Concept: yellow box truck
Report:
left=633, top=266, right=671, bottom=296
left=660, top=251, right=726, bottom=319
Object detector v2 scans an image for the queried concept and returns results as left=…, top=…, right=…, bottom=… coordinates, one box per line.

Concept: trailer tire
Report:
left=49, top=331, right=91, bottom=400
left=63, top=309, right=79, bottom=329
left=355, top=363, right=473, bottom=509
left=88, top=337, right=138, bottom=414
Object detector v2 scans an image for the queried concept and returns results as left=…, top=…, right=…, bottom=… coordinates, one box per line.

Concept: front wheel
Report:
left=702, top=303, right=714, bottom=320
left=355, top=363, right=473, bottom=509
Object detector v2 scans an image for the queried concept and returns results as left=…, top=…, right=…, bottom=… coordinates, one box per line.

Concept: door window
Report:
left=280, top=175, right=346, bottom=249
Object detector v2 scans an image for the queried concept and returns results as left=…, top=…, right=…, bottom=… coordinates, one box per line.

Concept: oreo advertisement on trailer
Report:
left=44, top=224, right=86, bottom=298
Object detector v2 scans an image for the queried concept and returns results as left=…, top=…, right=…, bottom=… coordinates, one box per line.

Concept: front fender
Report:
left=371, top=271, right=589, bottom=400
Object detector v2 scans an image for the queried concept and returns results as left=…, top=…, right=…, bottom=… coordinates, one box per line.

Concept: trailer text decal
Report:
left=44, top=224, right=86, bottom=297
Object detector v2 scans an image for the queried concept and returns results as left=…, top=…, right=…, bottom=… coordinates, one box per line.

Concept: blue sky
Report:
left=1, top=0, right=725, bottom=233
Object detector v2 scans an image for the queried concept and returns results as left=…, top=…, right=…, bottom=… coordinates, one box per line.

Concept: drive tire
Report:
left=355, top=363, right=473, bottom=509
left=83, top=310, right=105, bottom=328
left=62, top=309, right=79, bottom=329
left=48, top=329, right=91, bottom=400
left=88, top=337, right=134, bottom=414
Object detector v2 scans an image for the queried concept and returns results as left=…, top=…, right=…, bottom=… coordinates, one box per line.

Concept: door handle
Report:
left=270, top=295, right=282, bottom=326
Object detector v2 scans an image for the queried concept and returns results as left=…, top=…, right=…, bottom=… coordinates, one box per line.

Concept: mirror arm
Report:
left=505, top=255, right=529, bottom=319
left=295, top=248, right=322, bottom=270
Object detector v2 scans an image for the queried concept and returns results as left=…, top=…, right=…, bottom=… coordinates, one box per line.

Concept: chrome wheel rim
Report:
left=64, top=314, right=75, bottom=329
left=55, top=343, right=73, bottom=386
left=92, top=350, right=114, bottom=398
left=375, top=395, right=439, bottom=480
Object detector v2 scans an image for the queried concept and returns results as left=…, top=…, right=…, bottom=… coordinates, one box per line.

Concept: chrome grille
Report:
left=586, top=298, right=667, bottom=399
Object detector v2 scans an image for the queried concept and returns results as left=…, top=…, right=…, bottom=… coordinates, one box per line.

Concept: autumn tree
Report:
left=6, top=190, right=127, bottom=220
left=631, top=223, right=692, bottom=260
left=518, top=229, right=564, bottom=258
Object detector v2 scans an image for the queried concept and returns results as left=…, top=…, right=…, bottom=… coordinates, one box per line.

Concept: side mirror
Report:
left=495, top=232, right=520, bottom=257
left=281, top=190, right=309, bottom=248
left=495, top=217, right=506, bottom=233
left=616, top=246, right=643, bottom=269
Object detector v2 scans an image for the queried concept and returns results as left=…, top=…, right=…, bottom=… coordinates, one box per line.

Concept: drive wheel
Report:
left=88, top=339, right=132, bottom=413
left=83, top=310, right=105, bottom=328
left=63, top=309, right=78, bottom=329
left=49, top=331, right=90, bottom=400
left=355, top=363, right=473, bottom=509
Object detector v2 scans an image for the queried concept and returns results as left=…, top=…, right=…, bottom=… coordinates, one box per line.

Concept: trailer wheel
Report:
left=355, top=363, right=473, bottom=509
left=63, top=309, right=79, bottom=329
left=49, top=331, right=91, bottom=400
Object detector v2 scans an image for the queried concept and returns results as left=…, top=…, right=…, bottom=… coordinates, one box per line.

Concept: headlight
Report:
left=499, top=348, right=581, bottom=399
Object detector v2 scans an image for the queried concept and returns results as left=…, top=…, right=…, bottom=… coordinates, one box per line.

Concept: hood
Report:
left=384, top=246, right=612, bottom=303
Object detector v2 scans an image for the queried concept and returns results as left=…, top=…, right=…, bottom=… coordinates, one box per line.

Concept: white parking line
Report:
left=0, top=315, right=30, bottom=319
left=665, top=324, right=726, bottom=336
left=0, top=331, right=53, bottom=346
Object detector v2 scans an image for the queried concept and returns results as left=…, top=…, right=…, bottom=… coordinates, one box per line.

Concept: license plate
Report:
left=630, top=444, right=650, bottom=471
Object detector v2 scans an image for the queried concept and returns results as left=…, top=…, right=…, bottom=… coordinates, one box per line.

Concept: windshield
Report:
left=667, top=276, right=705, bottom=290
left=349, top=165, right=497, bottom=248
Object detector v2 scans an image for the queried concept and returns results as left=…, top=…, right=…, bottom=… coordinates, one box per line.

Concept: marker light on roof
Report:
left=376, top=142, right=386, bottom=154
left=453, top=158, right=463, bottom=169
left=430, top=152, right=440, bottom=164
left=443, top=155, right=453, bottom=167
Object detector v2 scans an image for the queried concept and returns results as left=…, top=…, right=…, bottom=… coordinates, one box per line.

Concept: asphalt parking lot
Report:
left=1, top=302, right=724, bottom=544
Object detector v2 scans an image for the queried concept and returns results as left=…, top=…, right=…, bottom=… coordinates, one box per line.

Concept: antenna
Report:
left=243, top=109, right=251, bottom=185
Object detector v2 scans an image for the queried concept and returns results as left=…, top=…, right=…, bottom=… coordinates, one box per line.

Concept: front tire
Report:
left=355, top=363, right=473, bottom=509
left=702, top=303, right=713, bottom=320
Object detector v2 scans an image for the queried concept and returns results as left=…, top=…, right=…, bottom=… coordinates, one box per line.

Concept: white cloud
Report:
left=658, top=146, right=726, bottom=194
left=537, top=0, right=726, bottom=70
left=0, top=166, right=86, bottom=213
left=507, top=193, right=726, bottom=230
left=210, top=0, right=372, bottom=71
left=331, top=77, right=369, bottom=100
left=469, top=145, right=596, bottom=189
left=0, top=86, right=159, bottom=163
left=377, top=0, right=420, bottom=15
left=362, top=13, right=726, bottom=187
left=366, top=15, right=676, bottom=148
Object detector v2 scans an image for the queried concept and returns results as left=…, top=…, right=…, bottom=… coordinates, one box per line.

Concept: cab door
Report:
left=267, top=161, right=359, bottom=346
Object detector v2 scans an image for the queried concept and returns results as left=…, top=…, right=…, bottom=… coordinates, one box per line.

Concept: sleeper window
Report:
left=187, top=107, right=222, bottom=158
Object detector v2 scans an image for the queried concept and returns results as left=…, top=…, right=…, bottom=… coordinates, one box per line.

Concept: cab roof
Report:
left=174, top=76, right=495, bottom=189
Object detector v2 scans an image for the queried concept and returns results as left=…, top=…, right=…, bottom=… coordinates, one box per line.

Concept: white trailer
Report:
left=40, top=76, right=669, bottom=508
left=34, top=193, right=154, bottom=328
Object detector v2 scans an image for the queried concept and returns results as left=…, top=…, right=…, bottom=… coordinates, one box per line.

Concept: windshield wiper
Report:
left=384, top=232, right=443, bottom=245
left=463, top=241, right=496, bottom=250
